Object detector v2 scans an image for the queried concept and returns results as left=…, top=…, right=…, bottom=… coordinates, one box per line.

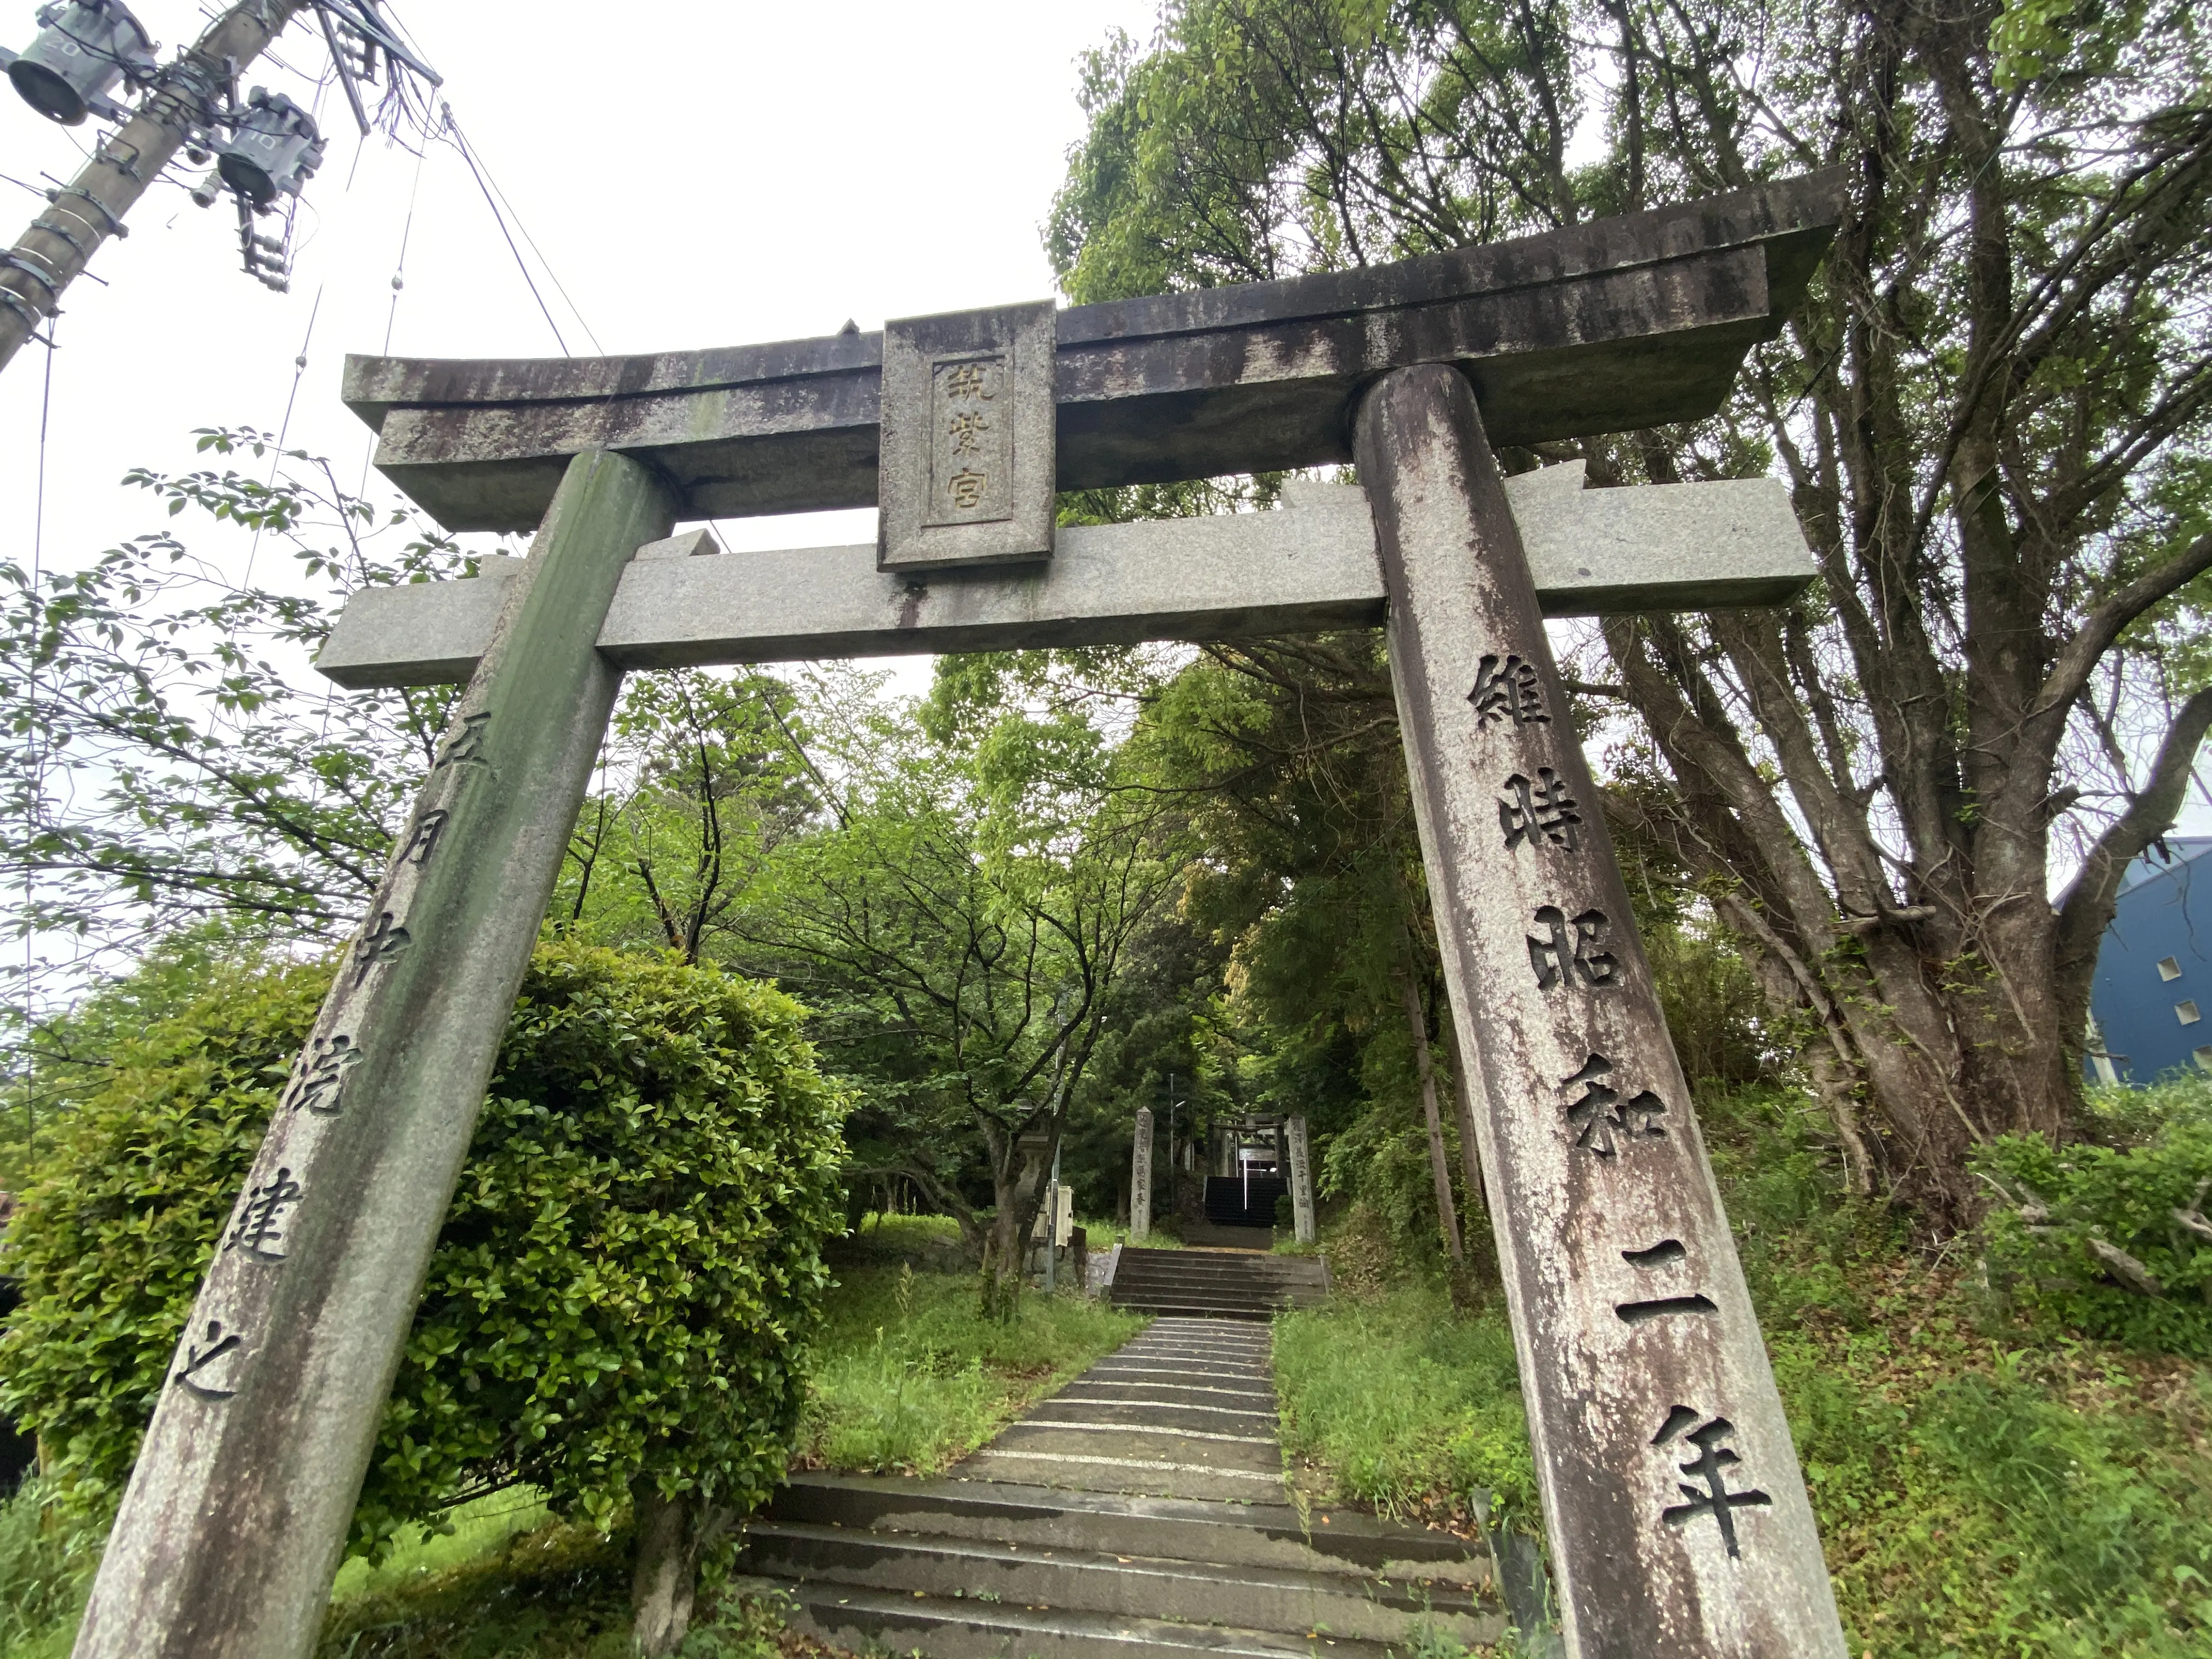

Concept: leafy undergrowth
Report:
left=1772, top=1263, right=2212, bottom=1657
left=321, top=1514, right=840, bottom=1658
left=1273, top=1288, right=1538, bottom=1536
left=0, top=1480, right=94, bottom=1659
left=0, top=1237, right=1141, bottom=1657
left=824, top=1212, right=974, bottom=1273
left=796, top=1258, right=1144, bottom=1474
left=1703, top=1084, right=2212, bottom=1658
left=1276, top=1085, right=2212, bottom=1658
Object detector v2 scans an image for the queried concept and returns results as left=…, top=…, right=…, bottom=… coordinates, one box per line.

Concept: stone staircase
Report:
left=739, top=1319, right=1505, bottom=1659
left=1108, top=1248, right=1330, bottom=1321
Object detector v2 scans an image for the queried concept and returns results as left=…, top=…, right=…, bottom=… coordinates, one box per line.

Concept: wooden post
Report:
left=1128, top=1107, right=1153, bottom=1241
left=74, top=451, right=676, bottom=1659
left=1355, top=365, right=1845, bottom=1658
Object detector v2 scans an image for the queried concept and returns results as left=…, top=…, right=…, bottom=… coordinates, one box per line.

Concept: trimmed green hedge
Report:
left=0, top=941, right=849, bottom=1558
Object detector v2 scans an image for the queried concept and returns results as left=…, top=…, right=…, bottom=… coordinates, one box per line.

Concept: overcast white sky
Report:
left=0, top=0, right=1168, bottom=578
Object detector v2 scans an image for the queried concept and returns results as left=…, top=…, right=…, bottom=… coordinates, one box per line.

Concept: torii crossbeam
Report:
left=77, top=173, right=1852, bottom=1659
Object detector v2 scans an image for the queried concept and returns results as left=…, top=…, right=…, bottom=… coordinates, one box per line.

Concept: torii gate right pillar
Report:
left=1357, top=364, right=1846, bottom=1658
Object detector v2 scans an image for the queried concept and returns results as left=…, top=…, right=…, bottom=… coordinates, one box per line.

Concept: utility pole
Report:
left=0, top=0, right=308, bottom=376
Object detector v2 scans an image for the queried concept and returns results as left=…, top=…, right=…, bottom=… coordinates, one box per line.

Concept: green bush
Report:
left=0, top=940, right=849, bottom=1559
left=1974, top=1090, right=2212, bottom=1356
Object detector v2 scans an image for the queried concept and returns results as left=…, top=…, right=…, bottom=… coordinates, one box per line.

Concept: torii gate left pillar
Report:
left=76, top=174, right=1853, bottom=1659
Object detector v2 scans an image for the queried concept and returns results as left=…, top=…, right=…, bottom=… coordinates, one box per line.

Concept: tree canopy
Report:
left=1051, top=0, right=2212, bottom=1226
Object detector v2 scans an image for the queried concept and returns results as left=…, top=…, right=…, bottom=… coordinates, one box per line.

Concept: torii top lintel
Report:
left=343, top=171, right=1844, bottom=536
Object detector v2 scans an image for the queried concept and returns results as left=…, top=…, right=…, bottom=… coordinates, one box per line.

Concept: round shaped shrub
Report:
left=0, top=940, right=849, bottom=1558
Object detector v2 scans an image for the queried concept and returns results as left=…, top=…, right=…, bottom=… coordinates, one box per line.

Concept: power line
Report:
left=245, top=284, right=323, bottom=586
left=441, top=104, right=568, bottom=356
left=360, top=136, right=428, bottom=497
left=442, top=106, right=603, bottom=354
left=18, top=314, right=57, bottom=1169
left=381, top=137, right=426, bottom=355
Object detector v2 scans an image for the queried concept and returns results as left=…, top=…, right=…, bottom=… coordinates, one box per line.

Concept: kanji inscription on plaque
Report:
left=879, top=298, right=1056, bottom=571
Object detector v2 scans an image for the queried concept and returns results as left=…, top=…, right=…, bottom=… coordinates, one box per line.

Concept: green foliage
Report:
left=556, top=667, right=817, bottom=966
left=1273, top=1287, right=1539, bottom=1533
left=1976, top=1086, right=2212, bottom=1355
left=747, top=665, right=1175, bottom=1280
left=0, top=940, right=849, bottom=1558
left=322, top=1509, right=800, bottom=1659
left=1643, top=911, right=1780, bottom=1088
left=1697, top=1084, right=1889, bottom=1331
left=797, top=1257, right=1142, bottom=1475
left=1773, top=1334, right=2212, bottom=1657
left=0, top=1482, right=97, bottom=1658
left=0, top=429, right=478, bottom=964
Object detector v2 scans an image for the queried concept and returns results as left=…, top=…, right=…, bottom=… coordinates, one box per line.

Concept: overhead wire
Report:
left=245, top=284, right=323, bottom=587
left=358, top=133, right=427, bottom=498
left=441, top=106, right=600, bottom=355
left=16, top=314, right=57, bottom=1165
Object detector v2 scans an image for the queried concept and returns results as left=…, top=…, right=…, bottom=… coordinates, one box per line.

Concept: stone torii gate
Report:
left=76, top=173, right=1852, bottom=1659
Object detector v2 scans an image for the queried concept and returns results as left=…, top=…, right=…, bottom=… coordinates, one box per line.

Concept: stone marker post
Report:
left=1128, top=1106, right=1153, bottom=1241
left=1285, top=1116, right=1316, bottom=1245
left=74, top=450, right=676, bottom=1659
left=1355, top=365, right=1846, bottom=1658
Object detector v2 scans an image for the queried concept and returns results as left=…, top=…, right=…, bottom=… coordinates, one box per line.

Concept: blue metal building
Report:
left=2086, top=836, right=2212, bottom=1083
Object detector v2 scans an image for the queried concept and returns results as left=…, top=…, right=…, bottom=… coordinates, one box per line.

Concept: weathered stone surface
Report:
left=748, top=1316, right=1520, bottom=1657
left=878, top=300, right=1056, bottom=570
left=1357, top=364, right=1844, bottom=1658
left=1129, top=1107, right=1153, bottom=1242
left=314, top=470, right=1815, bottom=689
left=1285, top=1116, right=1316, bottom=1245
left=73, top=452, right=677, bottom=1659
left=634, top=527, right=724, bottom=561
left=342, top=173, right=1844, bottom=532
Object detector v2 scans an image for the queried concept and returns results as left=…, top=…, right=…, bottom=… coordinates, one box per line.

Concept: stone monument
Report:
left=1128, top=1105, right=1153, bottom=1242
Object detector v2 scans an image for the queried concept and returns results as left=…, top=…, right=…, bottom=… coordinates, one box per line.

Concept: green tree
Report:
left=0, top=430, right=483, bottom=1182
left=557, top=667, right=817, bottom=963
left=747, top=670, right=1175, bottom=1302
left=1053, top=0, right=2212, bottom=1226
left=0, top=940, right=847, bottom=1656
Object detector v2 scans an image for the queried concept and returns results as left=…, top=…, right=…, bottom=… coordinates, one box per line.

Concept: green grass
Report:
left=0, top=1481, right=96, bottom=1659
left=1272, top=1288, right=1538, bottom=1533
left=798, top=1259, right=1144, bottom=1474
left=329, top=1490, right=555, bottom=1604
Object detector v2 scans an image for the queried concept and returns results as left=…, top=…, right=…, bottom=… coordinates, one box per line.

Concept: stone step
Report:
left=737, top=1522, right=1500, bottom=1647
left=771, top=1581, right=1428, bottom=1659
left=955, top=1447, right=1288, bottom=1502
left=1107, top=1299, right=1283, bottom=1321
left=765, top=1475, right=1491, bottom=1581
left=1108, top=1284, right=1306, bottom=1302
left=1109, top=1282, right=1305, bottom=1302
left=1113, top=1262, right=1319, bottom=1282
left=1120, top=1249, right=1324, bottom=1272
left=1041, top=1398, right=1278, bottom=1434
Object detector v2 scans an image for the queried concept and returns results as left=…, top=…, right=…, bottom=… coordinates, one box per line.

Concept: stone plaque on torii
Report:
left=77, top=173, right=1852, bottom=1659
